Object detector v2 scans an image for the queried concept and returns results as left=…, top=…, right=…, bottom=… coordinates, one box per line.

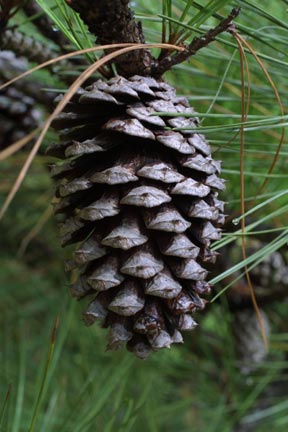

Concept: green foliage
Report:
left=35, top=0, right=96, bottom=62
left=1, top=0, right=288, bottom=431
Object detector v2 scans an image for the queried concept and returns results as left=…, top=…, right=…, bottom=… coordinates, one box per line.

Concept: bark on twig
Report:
left=65, top=2, right=239, bottom=78
left=154, top=8, right=240, bottom=77
left=65, top=0, right=155, bottom=77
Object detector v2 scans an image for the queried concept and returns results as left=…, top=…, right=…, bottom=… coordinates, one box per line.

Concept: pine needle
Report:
left=0, top=128, right=40, bottom=161
left=28, top=317, right=59, bottom=432
left=17, top=205, right=53, bottom=257
left=235, top=33, right=286, bottom=195
left=0, top=384, right=12, bottom=430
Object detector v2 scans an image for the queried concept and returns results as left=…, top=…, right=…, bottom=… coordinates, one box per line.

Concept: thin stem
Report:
left=234, top=32, right=268, bottom=352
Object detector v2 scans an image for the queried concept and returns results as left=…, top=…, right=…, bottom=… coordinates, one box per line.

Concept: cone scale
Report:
left=49, top=75, right=225, bottom=358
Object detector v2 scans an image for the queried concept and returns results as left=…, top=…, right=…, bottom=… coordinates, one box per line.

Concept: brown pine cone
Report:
left=48, top=75, right=225, bottom=358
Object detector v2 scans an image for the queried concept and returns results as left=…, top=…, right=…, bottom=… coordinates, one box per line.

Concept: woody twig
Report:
left=154, top=8, right=240, bottom=78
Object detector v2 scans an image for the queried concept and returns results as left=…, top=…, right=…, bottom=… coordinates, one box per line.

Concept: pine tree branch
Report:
left=65, top=0, right=155, bottom=77
left=154, top=8, right=240, bottom=78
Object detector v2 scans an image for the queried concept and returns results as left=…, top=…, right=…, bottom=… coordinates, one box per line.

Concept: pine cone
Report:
left=48, top=75, right=225, bottom=358
left=0, top=84, right=42, bottom=149
left=232, top=308, right=270, bottom=374
left=224, top=237, right=288, bottom=309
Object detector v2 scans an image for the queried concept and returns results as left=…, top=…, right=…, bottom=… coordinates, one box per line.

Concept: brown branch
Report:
left=65, top=0, right=155, bottom=77
left=154, top=8, right=240, bottom=78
